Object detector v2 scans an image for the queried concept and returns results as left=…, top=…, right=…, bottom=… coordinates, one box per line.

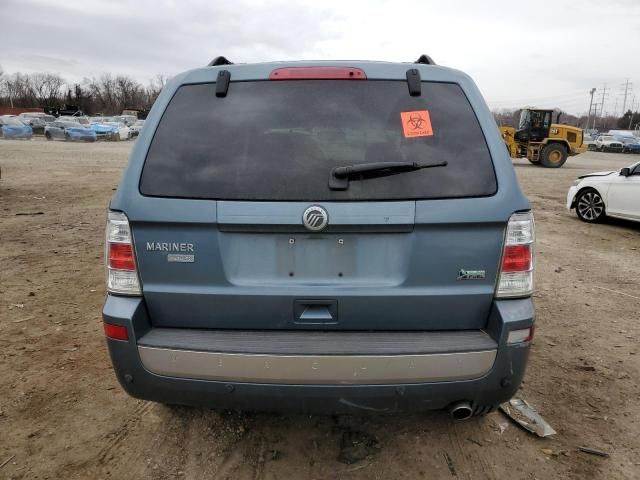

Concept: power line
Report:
left=487, top=91, right=587, bottom=106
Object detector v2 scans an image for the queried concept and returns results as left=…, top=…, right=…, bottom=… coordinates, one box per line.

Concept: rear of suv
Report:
left=103, top=55, right=535, bottom=417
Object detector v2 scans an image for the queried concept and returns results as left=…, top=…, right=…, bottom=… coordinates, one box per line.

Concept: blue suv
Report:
left=103, top=55, right=535, bottom=418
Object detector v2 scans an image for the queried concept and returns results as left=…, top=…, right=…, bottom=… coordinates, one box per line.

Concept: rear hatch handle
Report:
left=294, top=300, right=338, bottom=325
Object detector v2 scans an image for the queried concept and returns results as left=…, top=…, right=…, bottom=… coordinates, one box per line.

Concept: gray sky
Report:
left=1, top=0, right=639, bottom=115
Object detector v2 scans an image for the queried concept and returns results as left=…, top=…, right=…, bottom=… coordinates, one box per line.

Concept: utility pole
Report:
left=597, top=84, right=608, bottom=129
left=586, top=88, right=596, bottom=130
left=621, top=78, right=631, bottom=115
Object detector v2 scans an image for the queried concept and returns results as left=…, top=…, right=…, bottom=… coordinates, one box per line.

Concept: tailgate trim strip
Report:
left=138, top=346, right=496, bottom=385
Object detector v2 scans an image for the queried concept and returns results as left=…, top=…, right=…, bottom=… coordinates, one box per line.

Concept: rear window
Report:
left=140, top=80, right=496, bottom=201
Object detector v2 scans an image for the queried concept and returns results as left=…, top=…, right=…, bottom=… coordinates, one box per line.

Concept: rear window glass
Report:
left=140, top=80, right=496, bottom=201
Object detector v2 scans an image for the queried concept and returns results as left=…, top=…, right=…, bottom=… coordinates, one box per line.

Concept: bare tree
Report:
left=1, top=69, right=165, bottom=114
left=29, top=72, right=66, bottom=107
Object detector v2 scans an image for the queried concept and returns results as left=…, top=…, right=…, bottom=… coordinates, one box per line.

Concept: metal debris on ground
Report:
left=499, top=398, right=556, bottom=437
left=578, top=446, right=610, bottom=458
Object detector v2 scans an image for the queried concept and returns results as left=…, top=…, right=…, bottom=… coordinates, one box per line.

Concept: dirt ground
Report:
left=1, top=138, right=638, bottom=480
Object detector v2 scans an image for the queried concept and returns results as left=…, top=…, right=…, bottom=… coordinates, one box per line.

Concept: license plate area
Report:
left=219, top=232, right=409, bottom=287
left=279, top=235, right=354, bottom=281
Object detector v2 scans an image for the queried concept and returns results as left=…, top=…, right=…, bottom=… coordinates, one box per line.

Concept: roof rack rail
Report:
left=414, top=54, right=436, bottom=65
left=208, top=56, right=233, bottom=67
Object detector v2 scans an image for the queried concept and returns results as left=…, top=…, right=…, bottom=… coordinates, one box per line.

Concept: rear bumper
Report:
left=3, top=131, right=32, bottom=139
left=103, top=296, right=534, bottom=413
left=137, top=329, right=497, bottom=384
left=69, top=134, right=97, bottom=142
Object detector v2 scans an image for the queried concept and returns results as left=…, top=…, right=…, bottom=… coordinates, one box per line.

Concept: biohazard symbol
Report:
left=400, top=110, right=433, bottom=138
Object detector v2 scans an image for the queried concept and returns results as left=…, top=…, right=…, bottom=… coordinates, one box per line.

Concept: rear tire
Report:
left=540, top=143, right=567, bottom=168
left=575, top=188, right=606, bottom=223
left=45, top=132, right=52, bottom=141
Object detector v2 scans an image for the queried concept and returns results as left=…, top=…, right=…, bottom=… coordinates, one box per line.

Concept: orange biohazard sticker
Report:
left=400, top=110, right=433, bottom=138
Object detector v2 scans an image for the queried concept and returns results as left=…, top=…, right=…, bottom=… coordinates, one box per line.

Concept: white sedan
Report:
left=567, top=161, right=640, bottom=223
left=104, top=122, right=131, bottom=141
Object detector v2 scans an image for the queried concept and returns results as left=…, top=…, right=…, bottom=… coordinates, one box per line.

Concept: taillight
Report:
left=507, top=325, right=535, bottom=344
left=496, top=211, right=535, bottom=298
left=105, top=211, right=141, bottom=295
left=269, top=67, right=367, bottom=80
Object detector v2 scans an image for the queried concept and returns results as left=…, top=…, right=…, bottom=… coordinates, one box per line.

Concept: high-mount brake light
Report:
left=105, top=211, right=141, bottom=295
left=496, top=211, right=535, bottom=298
left=269, top=67, right=367, bottom=81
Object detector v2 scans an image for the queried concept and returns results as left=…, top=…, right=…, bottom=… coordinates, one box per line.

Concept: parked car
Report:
left=59, top=115, right=92, bottom=127
left=18, top=112, right=55, bottom=133
left=583, top=134, right=597, bottom=151
left=129, top=119, right=145, bottom=137
left=0, top=115, right=33, bottom=139
left=103, top=121, right=131, bottom=140
left=18, top=113, right=56, bottom=135
left=567, top=161, right=640, bottom=222
left=113, top=115, right=137, bottom=127
left=619, top=136, right=640, bottom=154
left=594, top=135, right=623, bottom=152
left=90, top=121, right=120, bottom=140
left=102, top=57, right=536, bottom=417
left=45, top=120, right=97, bottom=142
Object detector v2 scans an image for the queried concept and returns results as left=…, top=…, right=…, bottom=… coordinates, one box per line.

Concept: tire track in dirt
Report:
left=446, top=421, right=497, bottom=480
left=96, top=400, right=153, bottom=464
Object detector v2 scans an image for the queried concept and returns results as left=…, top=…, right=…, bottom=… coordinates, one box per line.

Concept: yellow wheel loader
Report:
left=499, top=108, right=586, bottom=168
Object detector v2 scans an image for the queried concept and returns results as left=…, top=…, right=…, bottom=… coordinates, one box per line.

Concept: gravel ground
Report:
left=0, top=138, right=639, bottom=479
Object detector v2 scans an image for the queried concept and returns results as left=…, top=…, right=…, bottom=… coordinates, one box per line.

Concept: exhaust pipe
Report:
left=448, top=401, right=473, bottom=420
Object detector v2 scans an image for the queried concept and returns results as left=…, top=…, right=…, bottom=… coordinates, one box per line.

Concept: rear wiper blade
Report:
left=329, top=160, right=447, bottom=190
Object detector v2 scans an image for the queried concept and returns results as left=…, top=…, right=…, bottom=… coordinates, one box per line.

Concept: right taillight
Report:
left=105, top=211, right=141, bottom=295
left=496, top=211, right=535, bottom=298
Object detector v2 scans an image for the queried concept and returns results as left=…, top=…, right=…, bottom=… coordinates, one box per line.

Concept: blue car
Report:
left=45, top=120, right=97, bottom=142
left=103, top=56, right=535, bottom=417
left=90, top=122, right=119, bottom=140
left=0, top=116, right=33, bottom=139
left=620, top=137, right=640, bottom=154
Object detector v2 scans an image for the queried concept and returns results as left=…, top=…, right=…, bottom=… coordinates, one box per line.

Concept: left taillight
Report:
left=496, top=211, right=535, bottom=298
left=105, top=211, right=141, bottom=295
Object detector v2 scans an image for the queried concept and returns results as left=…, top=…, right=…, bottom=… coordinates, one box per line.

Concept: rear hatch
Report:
left=132, top=72, right=504, bottom=331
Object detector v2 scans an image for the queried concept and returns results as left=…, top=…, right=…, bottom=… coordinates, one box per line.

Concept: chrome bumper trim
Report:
left=138, top=347, right=496, bottom=385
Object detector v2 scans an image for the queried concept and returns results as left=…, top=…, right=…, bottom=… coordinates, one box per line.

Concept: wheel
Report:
left=45, top=132, right=52, bottom=141
left=64, top=133, right=70, bottom=142
left=575, top=188, right=606, bottom=223
left=527, top=158, right=540, bottom=164
left=539, top=143, right=568, bottom=168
